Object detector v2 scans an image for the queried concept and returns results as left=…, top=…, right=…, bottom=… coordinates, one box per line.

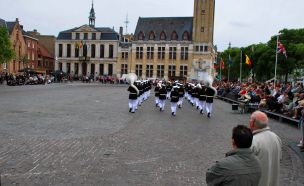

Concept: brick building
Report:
left=0, top=18, right=27, bottom=74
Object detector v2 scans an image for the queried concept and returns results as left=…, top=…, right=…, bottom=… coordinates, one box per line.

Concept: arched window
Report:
left=160, top=31, right=166, bottom=40
left=149, top=31, right=155, bottom=40
left=138, top=31, right=145, bottom=40
left=182, top=31, right=189, bottom=41
left=171, top=31, right=178, bottom=40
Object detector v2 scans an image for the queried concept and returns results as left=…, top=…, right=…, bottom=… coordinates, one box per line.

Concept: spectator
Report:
left=298, top=109, right=304, bottom=150
left=206, top=125, right=261, bottom=186
left=249, top=111, right=282, bottom=186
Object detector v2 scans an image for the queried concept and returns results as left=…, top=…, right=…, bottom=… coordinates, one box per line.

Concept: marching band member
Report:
left=190, top=84, right=196, bottom=106
left=154, top=82, right=161, bottom=107
left=198, top=82, right=207, bottom=114
left=177, top=83, right=185, bottom=108
left=135, top=81, right=143, bottom=106
left=205, top=77, right=217, bottom=118
left=170, top=86, right=180, bottom=116
left=158, top=83, right=167, bottom=111
left=194, top=83, right=201, bottom=110
left=166, top=82, right=172, bottom=99
left=127, top=76, right=139, bottom=113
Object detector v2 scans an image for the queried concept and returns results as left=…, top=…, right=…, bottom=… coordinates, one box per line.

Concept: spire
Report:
left=124, top=13, right=130, bottom=34
left=89, top=0, right=96, bottom=27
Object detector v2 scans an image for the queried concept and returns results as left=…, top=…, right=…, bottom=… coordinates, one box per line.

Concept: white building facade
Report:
left=55, top=3, right=119, bottom=78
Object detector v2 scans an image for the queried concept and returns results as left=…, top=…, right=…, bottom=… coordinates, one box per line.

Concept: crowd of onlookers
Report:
left=0, top=72, right=128, bottom=85
left=215, top=80, right=304, bottom=120
left=0, top=73, right=54, bottom=86
left=57, top=74, right=127, bottom=84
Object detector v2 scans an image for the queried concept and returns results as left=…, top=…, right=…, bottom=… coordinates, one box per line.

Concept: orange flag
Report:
left=245, top=54, right=251, bottom=65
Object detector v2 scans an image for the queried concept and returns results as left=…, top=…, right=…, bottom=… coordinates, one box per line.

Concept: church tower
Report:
left=89, top=1, right=96, bottom=27
left=193, top=0, right=215, bottom=44
left=191, top=0, right=216, bottom=78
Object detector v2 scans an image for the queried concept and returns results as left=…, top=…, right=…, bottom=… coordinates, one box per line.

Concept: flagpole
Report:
left=228, top=64, right=230, bottom=82
left=274, top=34, right=279, bottom=85
left=220, top=58, right=222, bottom=81
left=240, top=50, right=242, bottom=83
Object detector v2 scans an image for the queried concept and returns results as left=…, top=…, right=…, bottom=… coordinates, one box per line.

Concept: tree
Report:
left=220, top=28, right=304, bottom=83
left=0, top=26, right=14, bottom=64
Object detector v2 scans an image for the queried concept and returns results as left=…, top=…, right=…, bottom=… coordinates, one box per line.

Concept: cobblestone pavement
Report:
left=0, top=83, right=303, bottom=185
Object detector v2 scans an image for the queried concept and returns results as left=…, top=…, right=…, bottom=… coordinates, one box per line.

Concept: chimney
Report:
left=119, top=27, right=123, bottom=36
left=34, top=29, right=37, bottom=32
left=16, top=18, right=19, bottom=23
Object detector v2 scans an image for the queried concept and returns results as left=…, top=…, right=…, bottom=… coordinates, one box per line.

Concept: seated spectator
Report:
left=206, top=125, right=261, bottom=185
left=291, top=83, right=303, bottom=94
left=276, top=91, right=290, bottom=113
left=266, top=86, right=281, bottom=111
left=283, top=93, right=304, bottom=118
left=292, top=96, right=304, bottom=119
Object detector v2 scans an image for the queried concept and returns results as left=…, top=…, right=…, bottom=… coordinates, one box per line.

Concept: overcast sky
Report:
left=0, top=0, right=303, bottom=51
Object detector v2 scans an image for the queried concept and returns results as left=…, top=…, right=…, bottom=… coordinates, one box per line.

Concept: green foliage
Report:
left=219, top=28, right=304, bottom=82
left=0, top=26, right=15, bottom=64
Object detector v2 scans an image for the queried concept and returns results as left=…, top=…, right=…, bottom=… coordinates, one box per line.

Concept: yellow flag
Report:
left=245, top=54, right=251, bottom=65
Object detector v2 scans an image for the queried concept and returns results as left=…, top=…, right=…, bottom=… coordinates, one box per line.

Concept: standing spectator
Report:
left=206, top=125, right=261, bottom=185
left=249, top=111, right=282, bottom=186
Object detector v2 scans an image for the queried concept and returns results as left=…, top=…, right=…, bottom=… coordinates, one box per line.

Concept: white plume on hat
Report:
left=204, top=75, right=213, bottom=87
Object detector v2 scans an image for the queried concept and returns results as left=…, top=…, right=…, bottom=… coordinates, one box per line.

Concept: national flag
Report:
left=220, top=58, right=225, bottom=70
left=228, top=54, right=232, bottom=65
left=245, top=54, right=251, bottom=65
left=277, top=40, right=287, bottom=59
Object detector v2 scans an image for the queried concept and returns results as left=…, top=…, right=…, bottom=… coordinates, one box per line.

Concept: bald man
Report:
left=249, top=111, right=282, bottom=186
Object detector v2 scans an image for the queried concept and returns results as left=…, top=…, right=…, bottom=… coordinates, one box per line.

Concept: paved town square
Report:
left=0, top=83, right=303, bottom=185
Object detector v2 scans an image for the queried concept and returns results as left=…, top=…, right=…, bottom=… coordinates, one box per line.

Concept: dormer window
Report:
left=171, top=31, right=178, bottom=41
left=149, top=31, right=155, bottom=40
left=160, top=31, right=166, bottom=40
left=138, top=31, right=145, bottom=40
left=182, top=31, right=189, bottom=41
